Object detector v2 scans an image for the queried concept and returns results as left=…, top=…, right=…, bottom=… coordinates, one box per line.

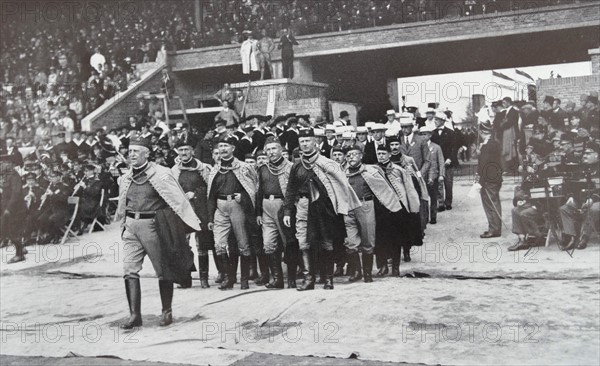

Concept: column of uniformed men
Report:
left=1, top=108, right=464, bottom=328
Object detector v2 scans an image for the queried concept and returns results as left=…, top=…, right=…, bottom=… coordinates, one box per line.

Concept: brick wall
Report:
left=536, top=75, right=600, bottom=107
left=171, top=3, right=599, bottom=72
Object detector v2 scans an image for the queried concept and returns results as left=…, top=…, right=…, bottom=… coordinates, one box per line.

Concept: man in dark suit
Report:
left=399, top=113, right=431, bottom=232
left=363, top=124, right=388, bottom=164
left=477, top=120, right=503, bottom=238
left=430, top=112, right=459, bottom=211
left=280, top=117, right=299, bottom=153
left=499, top=97, right=520, bottom=174
left=236, top=126, right=255, bottom=160
left=314, top=128, right=331, bottom=157
left=398, top=114, right=431, bottom=178
left=278, top=28, right=299, bottom=78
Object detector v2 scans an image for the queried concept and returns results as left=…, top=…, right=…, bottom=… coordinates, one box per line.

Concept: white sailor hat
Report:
left=365, top=122, right=376, bottom=130
left=386, top=109, right=396, bottom=116
left=333, top=121, right=344, bottom=127
left=325, top=124, right=336, bottom=132
left=314, top=128, right=325, bottom=137
left=426, top=108, right=436, bottom=114
left=335, top=127, right=345, bottom=135
left=356, top=126, right=368, bottom=134
left=341, top=131, right=355, bottom=139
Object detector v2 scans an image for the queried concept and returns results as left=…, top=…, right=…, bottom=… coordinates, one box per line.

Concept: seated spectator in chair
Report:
left=559, top=144, right=600, bottom=251
left=36, top=169, right=70, bottom=244
left=509, top=189, right=544, bottom=251
left=74, top=164, right=104, bottom=235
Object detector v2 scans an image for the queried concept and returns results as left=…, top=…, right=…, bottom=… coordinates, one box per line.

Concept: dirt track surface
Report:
left=1, top=174, right=599, bottom=366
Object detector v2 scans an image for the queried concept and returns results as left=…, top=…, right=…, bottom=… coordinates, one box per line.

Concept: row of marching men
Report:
left=113, top=110, right=458, bottom=327
left=164, top=111, right=459, bottom=292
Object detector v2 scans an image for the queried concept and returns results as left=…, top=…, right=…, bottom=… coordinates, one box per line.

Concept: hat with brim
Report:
left=426, top=108, right=436, bottom=114
left=314, top=128, right=325, bottom=137
left=325, top=124, right=336, bottom=132
left=356, top=126, right=368, bottom=134
left=264, top=136, right=281, bottom=146
left=386, top=110, right=396, bottom=116
left=434, top=112, right=447, bottom=121
left=371, top=124, right=387, bottom=131
left=419, top=125, right=435, bottom=133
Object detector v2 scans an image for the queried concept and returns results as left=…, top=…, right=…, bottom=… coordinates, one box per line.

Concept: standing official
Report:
left=477, top=121, right=503, bottom=238
left=430, top=112, right=458, bottom=211
left=283, top=129, right=361, bottom=291
left=207, top=135, right=258, bottom=290
left=278, top=28, right=299, bottom=79
left=115, top=137, right=201, bottom=329
left=420, top=126, right=445, bottom=225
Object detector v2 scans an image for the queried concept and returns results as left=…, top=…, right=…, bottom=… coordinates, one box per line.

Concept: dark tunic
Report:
left=256, top=157, right=285, bottom=216
left=125, top=164, right=167, bottom=212
left=347, top=168, right=374, bottom=199
left=207, top=157, right=246, bottom=223
left=177, top=159, right=213, bottom=249
left=75, top=177, right=104, bottom=221
left=283, top=151, right=344, bottom=245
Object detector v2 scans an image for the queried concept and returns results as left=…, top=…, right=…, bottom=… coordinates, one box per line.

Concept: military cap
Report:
left=264, top=136, right=282, bottom=146
left=256, top=150, right=267, bottom=157
left=129, top=136, right=152, bottom=150
left=218, top=135, right=238, bottom=146
left=298, top=128, right=314, bottom=137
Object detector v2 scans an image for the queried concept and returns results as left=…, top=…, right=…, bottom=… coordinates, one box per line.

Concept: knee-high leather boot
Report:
left=347, top=252, right=362, bottom=282
left=362, top=253, right=374, bottom=283
left=213, top=250, right=224, bottom=283
left=230, top=253, right=239, bottom=284
left=240, top=255, right=251, bottom=290
left=158, top=280, right=173, bottom=326
left=392, top=246, right=401, bottom=276
left=249, top=252, right=258, bottom=280
left=120, top=278, right=142, bottom=329
left=265, top=251, right=284, bottom=289
left=218, top=253, right=233, bottom=290
left=255, top=252, right=270, bottom=285
left=323, top=250, right=335, bottom=290
left=296, top=249, right=314, bottom=291
left=198, top=255, right=210, bottom=288
left=286, top=245, right=298, bottom=288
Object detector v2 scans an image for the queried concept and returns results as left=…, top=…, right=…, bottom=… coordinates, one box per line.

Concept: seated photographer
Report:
left=558, top=143, right=600, bottom=251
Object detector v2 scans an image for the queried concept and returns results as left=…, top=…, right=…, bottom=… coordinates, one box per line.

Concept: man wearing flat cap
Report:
left=283, top=128, right=361, bottom=291
left=171, top=137, right=215, bottom=289
left=206, top=135, right=258, bottom=290
left=115, top=137, right=201, bottom=329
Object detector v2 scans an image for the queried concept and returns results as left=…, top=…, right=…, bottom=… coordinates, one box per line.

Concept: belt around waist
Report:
left=263, top=194, right=284, bottom=200
left=360, top=195, right=374, bottom=201
left=218, top=194, right=240, bottom=201
left=126, top=211, right=156, bottom=219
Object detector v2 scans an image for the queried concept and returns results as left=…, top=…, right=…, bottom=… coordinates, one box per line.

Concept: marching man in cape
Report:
left=343, top=145, right=403, bottom=282
left=207, top=135, right=258, bottom=290
left=115, top=137, right=201, bottom=329
left=283, top=128, right=361, bottom=290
